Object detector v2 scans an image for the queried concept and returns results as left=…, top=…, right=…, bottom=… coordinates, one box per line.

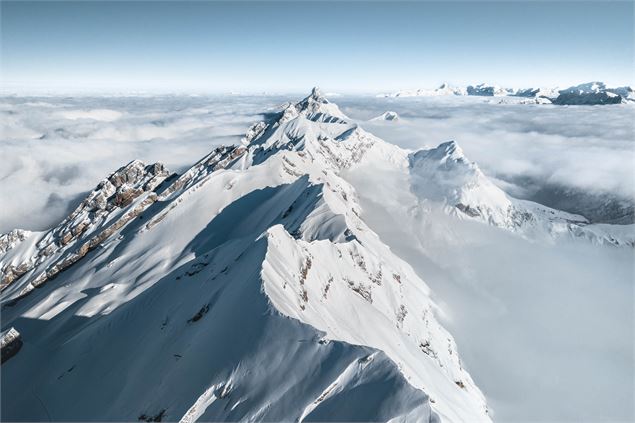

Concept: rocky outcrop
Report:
left=467, top=84, right=509, bottom=97
left=0, top=230, right=30, bottom=254
left=553, top=82, right=624, bottom=105
left=1, top=327, right=22, bottom=364
left=0, top=160, right=170, bottom=292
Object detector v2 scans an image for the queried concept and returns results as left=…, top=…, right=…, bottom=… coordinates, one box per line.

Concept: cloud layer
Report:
left=0, top=95, right=285, bottom=233
left=1, top=94, right=633, bottom=232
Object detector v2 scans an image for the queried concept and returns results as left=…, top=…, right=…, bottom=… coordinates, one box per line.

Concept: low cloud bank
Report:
left=0, top=95, right=285, bottom=233
left=345, top=162, right=634, bottom=422
left=1, top=94, right=633, bottom=232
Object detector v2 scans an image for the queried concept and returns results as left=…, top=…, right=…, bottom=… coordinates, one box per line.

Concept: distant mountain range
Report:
left=381, top=81, right=634, bottom=105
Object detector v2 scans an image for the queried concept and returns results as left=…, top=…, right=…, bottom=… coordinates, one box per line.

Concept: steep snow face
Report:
left=408, top=141, right=514, bottom=227
left=0, top=89, right=490, bottom=422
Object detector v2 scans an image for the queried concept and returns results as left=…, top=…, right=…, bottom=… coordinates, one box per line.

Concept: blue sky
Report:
left=1, top=1, right=633, bottom=93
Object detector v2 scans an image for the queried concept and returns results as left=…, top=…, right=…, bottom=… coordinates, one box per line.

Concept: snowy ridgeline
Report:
left=381, top=81, right=634, bottom=105
left=0, top=89, right=633, bottom=422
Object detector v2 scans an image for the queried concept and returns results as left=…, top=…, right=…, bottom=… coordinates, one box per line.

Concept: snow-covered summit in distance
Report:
left=0, top=88, right=632, bottom=422
left=382, top=81, right=634, bottom=105
left=380, top=83, right=467, bottom=98
left=371, top=111, right=400, bottom=121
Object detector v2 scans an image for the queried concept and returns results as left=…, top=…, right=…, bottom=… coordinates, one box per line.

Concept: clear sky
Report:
left=1, top=1, right=633, bottom=93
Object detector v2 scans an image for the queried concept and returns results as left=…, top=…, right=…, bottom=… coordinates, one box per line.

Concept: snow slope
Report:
left=1, top=89, right=490, bottom=422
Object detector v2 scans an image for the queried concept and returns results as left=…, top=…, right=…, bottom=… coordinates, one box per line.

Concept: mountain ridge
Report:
left=2, top=89, right=633, bottom=422
left=1, top=88, right=490, bottom=422
left=381, top=81, right=634, bottom=104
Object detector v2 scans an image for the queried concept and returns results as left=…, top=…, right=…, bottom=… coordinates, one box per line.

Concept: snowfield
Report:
left=1, top=89, right=633, bottom=422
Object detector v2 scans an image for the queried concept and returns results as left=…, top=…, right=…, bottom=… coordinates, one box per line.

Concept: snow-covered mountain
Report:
left=552, top=81, right=625, bottom=105
left=371, top=111, right=400, bottom=121
left=405, top=141, right=633, bottom=245
left=466, top=84, right=510, bottom=97
left=1, top=88, right=490, bottom=422
left=1, top=89, right=632, bottom=422
left=381, top=81, right=634, bottom=105
left=382, top=83, right=466, bottom=98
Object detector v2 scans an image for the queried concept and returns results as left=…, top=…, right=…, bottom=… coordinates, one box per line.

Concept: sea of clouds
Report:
left=345, top=161, right=633, bottom=422
left=1, top=92, right=633, bottom=421
left=339, top=96, right=635, bottom=221
left=1, top=93, right=633, bottom=232
left=0, top=95, right=287, bottom=233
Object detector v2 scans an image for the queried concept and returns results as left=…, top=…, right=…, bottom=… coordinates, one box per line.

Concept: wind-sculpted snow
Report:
left=0, top=89, right=491, bottom=422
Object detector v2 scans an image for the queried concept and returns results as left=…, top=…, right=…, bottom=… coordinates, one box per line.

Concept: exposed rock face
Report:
left=466, top=84, right=508, bottom=97
left=553, top=91, right=622, bottom=105
left=511, top=88, right=540, bottom=98
left=553, top=82, right=624, bottom=105
left=0, top=230, right=30, bottom=254
left=607, top=86, right=634, bottom=99
left=0, top=160, right=170, bottom=292
left=1, top=327, right=22, bottom=363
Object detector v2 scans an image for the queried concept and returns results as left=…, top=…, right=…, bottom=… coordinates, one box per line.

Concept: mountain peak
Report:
left=553, top=81, right=623, bottom=105
left=310, top=86, right=323, bottom=99
left=291, top=87, right=348, bottom=123
left=371, top=111, right=399, bottom=121
left=408, top=140, right=516, bottom=226
left=412, top=140, right=467, bottom=165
